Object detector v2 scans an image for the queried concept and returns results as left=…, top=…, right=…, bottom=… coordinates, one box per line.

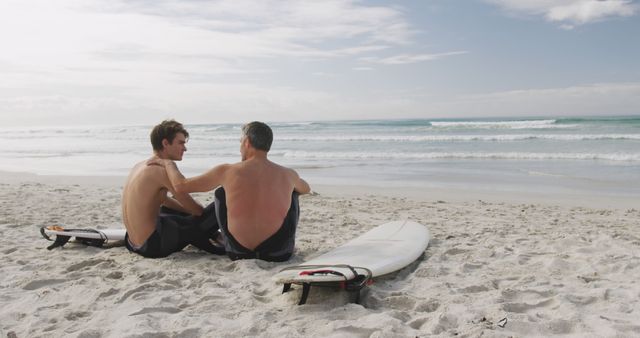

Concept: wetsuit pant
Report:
left=214, top=187, right=300, bottom=262
left=125, top=203, right=225, bottom=258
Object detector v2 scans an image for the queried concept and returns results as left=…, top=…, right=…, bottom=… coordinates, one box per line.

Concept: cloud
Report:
left=0, top=83, right=337, bottom=125
left=0, top=0, right=420, bottom=126
left=338, top=82, right=640, bottom=119
left=89, top=0, right=411, bottom=55
left=0, top=0, right=411, bottom=72
left=454, top=82, right=640, bottom=116
left=361, top=51, right=468, bottom=65
left=485, top=0, right=638, bottom=26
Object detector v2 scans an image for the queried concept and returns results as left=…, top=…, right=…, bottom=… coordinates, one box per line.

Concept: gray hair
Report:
left=242, top=121, right=273, bottom=152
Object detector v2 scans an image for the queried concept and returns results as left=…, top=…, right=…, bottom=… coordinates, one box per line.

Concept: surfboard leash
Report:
left=279, top=264, right=373, bottom=305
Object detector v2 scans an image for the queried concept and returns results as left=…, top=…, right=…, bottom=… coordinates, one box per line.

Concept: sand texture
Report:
left=1, top=178, right=639, bottom=337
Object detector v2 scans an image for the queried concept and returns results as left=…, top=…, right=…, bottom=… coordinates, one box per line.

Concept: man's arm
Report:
left=291, top=169, right=311, bottom=194
left=162, top=195, right=199, bottom=215
left=151, top=159, right=229, bottom=194
left=165, top=193, right=204, bottom=216
left=151, top=166, right=204, bottom=216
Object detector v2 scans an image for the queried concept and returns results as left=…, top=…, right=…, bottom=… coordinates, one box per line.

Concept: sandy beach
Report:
left=1, top=172, right=639, bottom=338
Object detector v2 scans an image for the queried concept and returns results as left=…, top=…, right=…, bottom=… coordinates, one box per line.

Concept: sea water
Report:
left=1, top=116, right=639, bottom=199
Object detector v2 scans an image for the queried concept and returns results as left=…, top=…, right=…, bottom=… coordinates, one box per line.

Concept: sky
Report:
left=1, top=0, right=639, bottom=127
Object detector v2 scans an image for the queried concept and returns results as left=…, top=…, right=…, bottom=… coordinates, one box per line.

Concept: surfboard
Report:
left=40, top=225, right=127, bottom=250
left=273, top=220, right=430, bottom=305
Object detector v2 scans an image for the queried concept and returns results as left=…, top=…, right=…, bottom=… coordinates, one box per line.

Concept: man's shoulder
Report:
left=130, top=161, right=166, bottom=180
left=266, top=161, right=295, bottom=175
left=276, top=162, right=297, bottom=175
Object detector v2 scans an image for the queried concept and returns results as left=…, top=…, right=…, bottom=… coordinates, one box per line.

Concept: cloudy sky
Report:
left=1, top=0, right=639, bottom=127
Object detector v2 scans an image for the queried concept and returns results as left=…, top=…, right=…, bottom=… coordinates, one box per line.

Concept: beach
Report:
left=1, top=172, right=639, bottom=337
left=2, top=0, right=639, bottom=335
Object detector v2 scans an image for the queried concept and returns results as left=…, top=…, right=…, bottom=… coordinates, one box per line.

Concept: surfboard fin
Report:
left=282, top=265, right=373, bottom=305
left=40, top=227, right=70, bottom=250
left=47, top=236, right=71, bottom=250
left=282, top=283, right=292, bottom=293
left=299, top=284, right=311, bottom=305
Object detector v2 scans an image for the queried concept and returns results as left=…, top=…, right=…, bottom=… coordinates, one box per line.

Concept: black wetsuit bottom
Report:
left=125, top=203, right=225, bottom=258
left=214, top=187, right=299, bottom=262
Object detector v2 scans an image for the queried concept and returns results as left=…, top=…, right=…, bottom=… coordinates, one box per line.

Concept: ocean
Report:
left=2, top=116, right=639, bottom=199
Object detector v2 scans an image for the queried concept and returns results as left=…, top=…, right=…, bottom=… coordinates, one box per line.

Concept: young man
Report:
left=149, top=121, right=311, bottom=262
left=122, top=119, right=224, bottom=258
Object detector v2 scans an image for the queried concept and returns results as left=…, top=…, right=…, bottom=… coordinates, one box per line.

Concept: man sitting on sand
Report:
left=149, top=121, right=311, bottom=262
left=122, top=120, right=225, bottom=258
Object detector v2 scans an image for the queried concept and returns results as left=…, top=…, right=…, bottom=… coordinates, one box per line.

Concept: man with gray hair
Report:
left=149, top=121, right=311, bottom=262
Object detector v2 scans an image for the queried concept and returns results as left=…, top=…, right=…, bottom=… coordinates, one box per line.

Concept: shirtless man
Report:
left=122, top=119, right=224, bottom=258
left=149, top=121, right=311, bottom=261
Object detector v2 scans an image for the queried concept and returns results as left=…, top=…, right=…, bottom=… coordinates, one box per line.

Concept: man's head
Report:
left=241, top=121, right=272, bottom=160
left=150, top=119, right=189, bottom=161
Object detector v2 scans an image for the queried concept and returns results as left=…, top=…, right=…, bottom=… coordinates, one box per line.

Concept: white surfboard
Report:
left=40, top=226, right=126, bottom=250
left=273, top=220, right=430, bottom=304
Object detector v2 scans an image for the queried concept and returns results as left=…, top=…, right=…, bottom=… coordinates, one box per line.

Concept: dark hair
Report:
left=242, top=121, right=273, bottom=152
left=150, top=120, right=189, bottom=151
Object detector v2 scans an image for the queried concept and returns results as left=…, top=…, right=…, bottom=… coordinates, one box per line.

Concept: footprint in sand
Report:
left=564, top=293, right=597, bottom=306
left=138, top=271, right=165, bottom=282
left=23, top=279, right=68, bottom=290
left=3, top=247, right=18, bottom=254
left=461, top=262, right=484, bottom=272
left=117, top=284, right=159, bottom=303
left=97, top=288, right=119, bottom=300
left=502, top=297, right=555, bottom=313
left=443, top=247, right=469, bottom=256
left=66, top=259, right=113, bottom=272
left=64, top=311, right=91, bottom=321
left=458, top=284, right=491, bottom=294
left=408, top=317, right=429, bottom=330
left=129, top=307, right=182, bottom=316
left=332, top=326, right=377, bottom=337
left=384, top=295, right=416, bottom=311
left=415, top=299, right=440, bottom=313
left=76, top=329, right=102, bottom=338
left=251, top=285, right=271, bottom=303
left=106, top=271, right=123, bottom=279
left=431, top=313, right=459, bottom=335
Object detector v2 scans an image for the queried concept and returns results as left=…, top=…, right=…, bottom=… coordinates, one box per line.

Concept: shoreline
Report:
left=1, top=170, right=637, bottom=209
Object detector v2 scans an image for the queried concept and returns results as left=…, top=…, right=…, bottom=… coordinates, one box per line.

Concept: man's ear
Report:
left=161, top=138, right=170, bottom=149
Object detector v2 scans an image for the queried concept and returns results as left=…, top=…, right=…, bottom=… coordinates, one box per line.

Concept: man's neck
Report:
left=153, top=151, right=170, bottom=160
left=243, top=150, right=268, bottom=162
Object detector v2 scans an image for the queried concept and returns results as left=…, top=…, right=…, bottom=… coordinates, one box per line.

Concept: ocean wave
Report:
left=555, top=116, right=640, bottom=126
left=279, top=151, right=640, bottom=162
left=270, top=122, right=316, bottom=127
left=192, top=134, right=640, bottom=142
left=428, top=120, right=575, bottom=129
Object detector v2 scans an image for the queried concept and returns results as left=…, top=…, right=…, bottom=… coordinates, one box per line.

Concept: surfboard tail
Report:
left=40, top=226, right=117, bottom=250
left=40, top=227, right=72, bottom=250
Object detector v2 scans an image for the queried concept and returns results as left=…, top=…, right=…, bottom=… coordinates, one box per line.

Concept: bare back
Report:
left=122, top=162, right=169, bottom=246
left=223, top=158, right=298, bottom=250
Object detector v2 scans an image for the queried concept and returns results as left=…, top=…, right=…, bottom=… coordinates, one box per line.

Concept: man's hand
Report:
left=147, top=157, right=172, bottom=167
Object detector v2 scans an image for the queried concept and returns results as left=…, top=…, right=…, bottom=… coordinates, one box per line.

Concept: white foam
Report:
left=193, top=134, right=640, bottom=142
left=312, top=134, right=638, bottom=142
left=281, top=151, right=640, bottom=162
left=429, top=119, right=576, bottom=129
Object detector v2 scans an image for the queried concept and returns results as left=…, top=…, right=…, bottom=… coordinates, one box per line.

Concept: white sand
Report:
left=1, top=172, right=639, bottom=337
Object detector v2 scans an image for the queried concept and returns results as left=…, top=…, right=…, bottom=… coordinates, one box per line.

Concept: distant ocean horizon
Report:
left=2, top=115, right=639, bottom=199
